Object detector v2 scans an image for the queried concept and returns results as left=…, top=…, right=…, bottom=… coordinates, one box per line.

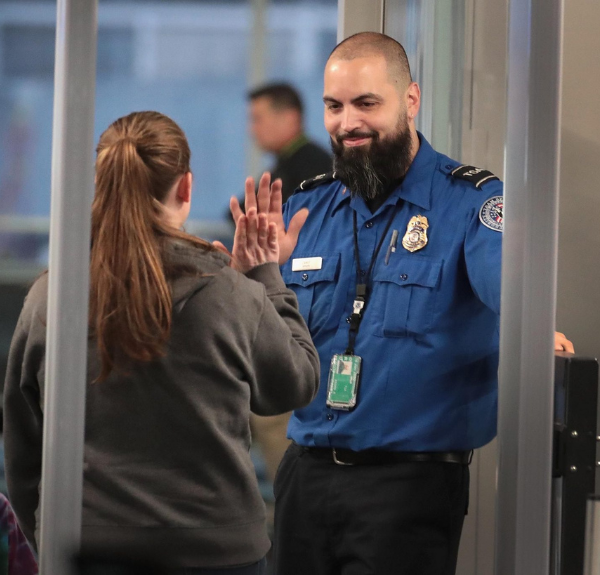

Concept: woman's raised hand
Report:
left=227, top=174, right=279, bottom=273
left=230, top=173, right=308, bottom=267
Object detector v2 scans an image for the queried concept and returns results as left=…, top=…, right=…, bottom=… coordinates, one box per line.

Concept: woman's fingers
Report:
left=246, top=207, right=258, bottom=249
left=235, top=214, right=247, bottom=248
left=244, top=176, right=257, bottom=214
left=230, top=196, right=243, bottom=224
left=268, top=222, right=278, bottom=250
left=257, top=213, right=269, bottom=248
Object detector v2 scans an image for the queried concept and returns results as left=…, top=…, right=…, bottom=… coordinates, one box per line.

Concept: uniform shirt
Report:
left=282, top=134, right=503, bottom=452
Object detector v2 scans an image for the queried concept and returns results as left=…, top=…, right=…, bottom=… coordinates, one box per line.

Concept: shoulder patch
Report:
left=298, top=171, right=337, bottom=191
left=451, top=165, right=499, bottom=189
left=479, top=196, right=503, bottom=232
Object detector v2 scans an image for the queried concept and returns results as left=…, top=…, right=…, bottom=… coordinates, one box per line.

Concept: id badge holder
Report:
left=326, top=354, right=362, bottom=410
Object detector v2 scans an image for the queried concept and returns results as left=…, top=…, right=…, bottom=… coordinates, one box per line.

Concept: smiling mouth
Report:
left=342, top=137, right=372, bottom=147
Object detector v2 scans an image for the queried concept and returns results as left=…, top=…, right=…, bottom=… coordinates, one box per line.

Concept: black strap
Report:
left=346, top=204, right=400, bottom=354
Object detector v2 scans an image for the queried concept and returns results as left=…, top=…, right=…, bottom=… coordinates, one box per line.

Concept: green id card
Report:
left=326, top=354, right=362, bottom=410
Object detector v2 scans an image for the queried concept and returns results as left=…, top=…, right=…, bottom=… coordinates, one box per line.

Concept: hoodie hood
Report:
left=165, top=240, right=231, bottom=308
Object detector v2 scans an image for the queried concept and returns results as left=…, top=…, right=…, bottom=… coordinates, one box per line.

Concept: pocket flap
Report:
left=374, top=256, right=442, bottom=288
left=282, top=254, right=340, bottom=287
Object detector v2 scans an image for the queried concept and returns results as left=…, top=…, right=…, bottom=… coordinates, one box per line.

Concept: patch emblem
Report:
left=479, top=196, right=503, bottom=232
left=402, top=215, right=429, bottom=252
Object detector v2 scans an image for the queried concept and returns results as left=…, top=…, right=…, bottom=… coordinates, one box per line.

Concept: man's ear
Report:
left=176, top=172, right=192, bottom=203
left=406, top=82, right=421, bottom=121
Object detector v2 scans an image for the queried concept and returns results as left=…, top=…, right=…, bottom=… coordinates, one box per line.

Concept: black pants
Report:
left=271, top=443, right=469, bottom=575
left=174, top=559, right=267, bottom=574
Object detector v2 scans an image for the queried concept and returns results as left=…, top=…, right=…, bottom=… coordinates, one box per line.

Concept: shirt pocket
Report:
left=282, top=254, right=341, bottom=333
left=372, top=256, right=442, bottom=338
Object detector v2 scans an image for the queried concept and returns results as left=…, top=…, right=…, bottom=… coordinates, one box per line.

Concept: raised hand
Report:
left=230, top=208, right=278, bottom=274
left=231, top=172, right=308, bottom=266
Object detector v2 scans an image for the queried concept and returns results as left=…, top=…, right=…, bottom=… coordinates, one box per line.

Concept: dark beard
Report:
left=331, top=118, right=413, bottom=202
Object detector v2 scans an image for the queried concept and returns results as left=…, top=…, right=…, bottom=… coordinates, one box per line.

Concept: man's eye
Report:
left=359, top=102, right=375, bottom=108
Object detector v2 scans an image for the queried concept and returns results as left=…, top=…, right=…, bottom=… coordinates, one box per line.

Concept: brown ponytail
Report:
left=90, top=111, right=212, bottom=381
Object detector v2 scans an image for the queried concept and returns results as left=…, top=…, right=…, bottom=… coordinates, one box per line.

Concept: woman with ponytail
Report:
left=3, top=111, right=319, bottom=573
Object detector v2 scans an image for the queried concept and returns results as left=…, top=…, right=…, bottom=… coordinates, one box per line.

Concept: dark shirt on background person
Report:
left=270, top=133, right=332, bottom=203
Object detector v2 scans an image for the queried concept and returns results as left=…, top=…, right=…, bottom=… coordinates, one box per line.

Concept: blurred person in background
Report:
left=248, top=83, right=332, bottom=204
left=3, top=111, right=319, bottom=574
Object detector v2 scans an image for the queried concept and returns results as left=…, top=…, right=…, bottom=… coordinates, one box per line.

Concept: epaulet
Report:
left=298, top=171, right=337, bottom=191
left=451, top=165, right=499, bottom=189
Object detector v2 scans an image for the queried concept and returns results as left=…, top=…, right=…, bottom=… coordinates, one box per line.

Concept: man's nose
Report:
left=340, top=108, right=362, bottom=133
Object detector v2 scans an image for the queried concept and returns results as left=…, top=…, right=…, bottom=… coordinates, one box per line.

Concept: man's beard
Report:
left=331, top=116, right=413, bottom=202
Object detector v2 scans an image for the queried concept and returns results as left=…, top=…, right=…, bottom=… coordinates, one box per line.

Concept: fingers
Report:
left=246, top=207, right=258, bottom=246
left=257, top=172, right=271, bottom=214
left=243, top=176, right=257, bottom=216
left=230, top=196, right=243, bottom=224
left=268, top=221, right=278, bottom=250
left=278, top=208, right=309, bottom=265
left=287, top=207, right=309, bottom=240
left=257, top=213, right=269, bottom=249
left=269, top=178, right=284, bottom=227
left=235, top=214, right=247, bottom=249
left=554, top=331, right=575, bottom=353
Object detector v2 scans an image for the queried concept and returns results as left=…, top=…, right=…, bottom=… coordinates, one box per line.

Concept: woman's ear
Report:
left=176, top=172, right=192, bottom=203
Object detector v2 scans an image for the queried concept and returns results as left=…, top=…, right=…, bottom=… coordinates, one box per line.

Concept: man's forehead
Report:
left=326, top=56, right=391, bottom=83
left=324, top=57, right=395, bottom=96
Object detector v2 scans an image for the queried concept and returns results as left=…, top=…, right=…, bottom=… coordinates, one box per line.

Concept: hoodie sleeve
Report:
left=244, top=263, right=320, bottom=416
left=3, top=280, right=46, bottom=551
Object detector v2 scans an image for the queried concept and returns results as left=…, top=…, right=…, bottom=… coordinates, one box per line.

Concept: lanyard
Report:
left=346, top=203, right=401, bottom=354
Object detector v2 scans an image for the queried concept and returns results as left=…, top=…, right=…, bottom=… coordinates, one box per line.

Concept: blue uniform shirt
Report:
left=282, top=134, right=503, bottom=452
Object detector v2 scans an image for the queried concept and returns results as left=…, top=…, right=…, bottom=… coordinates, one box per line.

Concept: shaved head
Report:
left=328, top=32, right=412, bottom=90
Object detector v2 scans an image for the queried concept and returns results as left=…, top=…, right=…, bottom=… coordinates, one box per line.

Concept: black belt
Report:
left=301, top=445, right=472, bottom=466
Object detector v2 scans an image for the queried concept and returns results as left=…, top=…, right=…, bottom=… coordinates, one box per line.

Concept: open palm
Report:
left=230, top=173, right=308, bottom=266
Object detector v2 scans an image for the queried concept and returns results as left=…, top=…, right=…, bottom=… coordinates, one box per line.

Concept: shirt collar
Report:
left=331, top=132, right=435, bottom=216
left=279, top=133, right=309, bottom=159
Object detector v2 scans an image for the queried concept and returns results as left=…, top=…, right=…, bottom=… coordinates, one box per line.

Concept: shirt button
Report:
left=365, top=221, right=373, bottom=228
left=359, top=270, right=366, bottom=277
left=446, top=164, right=452, bottom=170
left=326, top=413, right=334, bottom=421
left=400, top=274, right=408, bottom=280
left=302, top=273, right=309, bottom=281
left=346, top=316, right=352, bottom=323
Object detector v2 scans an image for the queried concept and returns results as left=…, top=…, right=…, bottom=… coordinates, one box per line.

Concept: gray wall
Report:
left=557, top=2, right=600, bottom=361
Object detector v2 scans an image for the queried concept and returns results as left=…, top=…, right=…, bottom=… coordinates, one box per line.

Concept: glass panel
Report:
left=0, top=1, right=337, bottom=475
left=384, top=0, right=465, bottom=159
left=0, top=0, right=337, bottom=273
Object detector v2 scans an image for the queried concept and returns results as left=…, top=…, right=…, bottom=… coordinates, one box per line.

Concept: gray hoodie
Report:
left=3, top=242, right=319, bottom=568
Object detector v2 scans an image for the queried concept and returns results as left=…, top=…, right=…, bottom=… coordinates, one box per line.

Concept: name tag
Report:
left=292, top=257, right=323, bottom=271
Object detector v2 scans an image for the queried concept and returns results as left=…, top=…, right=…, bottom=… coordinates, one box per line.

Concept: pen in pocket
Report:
left=384, top=229, right=399, bottom=265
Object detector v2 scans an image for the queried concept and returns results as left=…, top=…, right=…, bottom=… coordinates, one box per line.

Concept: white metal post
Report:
left=39, top=1, right=97, bottom=573
left=246, top=0, right=268, bottom=181
left=497, top=0, right=564, bottom=573
left=337, top=0, right=384, bottom=43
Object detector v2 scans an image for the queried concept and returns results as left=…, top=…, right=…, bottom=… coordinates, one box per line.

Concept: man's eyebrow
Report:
left=322, top=93, right=383, bottom=104
left=352, top=93, right=382, bottom=103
